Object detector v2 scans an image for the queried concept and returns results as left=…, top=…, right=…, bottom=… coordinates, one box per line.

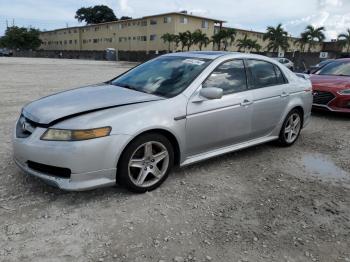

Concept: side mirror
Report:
left=199, top=87, right=223, bottom=100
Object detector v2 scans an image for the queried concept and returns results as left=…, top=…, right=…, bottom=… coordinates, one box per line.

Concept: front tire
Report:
left=117, top=133, right=174, bottom=193
left=277, top=109, right=302, bottom=147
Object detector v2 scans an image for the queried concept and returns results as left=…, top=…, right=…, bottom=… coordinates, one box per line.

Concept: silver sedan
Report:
left=13, top=52, right=313, bottom=192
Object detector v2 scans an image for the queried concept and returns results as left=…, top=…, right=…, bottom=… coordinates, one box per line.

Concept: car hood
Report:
left=310, top=74, right=350, bottom=91
left=22, top=83, right=164, bottom=125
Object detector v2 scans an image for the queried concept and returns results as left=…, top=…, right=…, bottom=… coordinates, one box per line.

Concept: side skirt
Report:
left=180, top=136, right=279, bottom=167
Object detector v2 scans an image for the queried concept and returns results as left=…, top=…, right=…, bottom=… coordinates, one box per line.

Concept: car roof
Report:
left=162, top=51, right=286, bottom=62
left=163, top=51, right=235, bottom=60
left=334, top=58, right=350, bottom=62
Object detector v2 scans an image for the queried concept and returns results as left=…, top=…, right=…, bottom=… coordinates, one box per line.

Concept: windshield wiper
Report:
left=336, top=74, right=350, bottom=77
left=113, top=82, right=137, bottom=91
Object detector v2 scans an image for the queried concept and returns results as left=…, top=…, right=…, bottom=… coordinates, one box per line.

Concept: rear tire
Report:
left=277, top=109, right=302, bottom=147
left=117, top=133, right=174, bottom=193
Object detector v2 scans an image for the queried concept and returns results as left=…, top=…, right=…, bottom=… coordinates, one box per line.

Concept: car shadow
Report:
left=311, top=110, right=350, bottom=121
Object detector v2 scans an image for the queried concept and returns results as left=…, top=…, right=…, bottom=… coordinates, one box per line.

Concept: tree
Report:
left=120, top=16, right=132, bottom=21
left=263, top=23, right=289, bottom=52
left=237, top=35, right=261, bottom=53
left=161, top=33, right=176, bottom=52
left=222, top=28, right=237, bottom=51
left=236, top=35, right=251, bottom=52
left=192, top=30, right=210, bottom=51
left=211, top=31, right=224, bottom=51
left=178, top=31, right=193, bottom=51
left=294, top=32, right=309, bottom=52
left=338, top=29, right=350, bottom=53
left=303, top=25, right=326, bottom=52
left=0, top=26, right=42, bottom=50
left=250, top=39, right=262, bottom=52
left=75, top=5, right=117, bottom=24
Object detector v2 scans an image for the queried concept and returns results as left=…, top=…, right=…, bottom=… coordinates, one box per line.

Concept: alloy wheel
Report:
left=284, top=113, right=301, bottom=143
left=128, top=141, right=169, bottom=187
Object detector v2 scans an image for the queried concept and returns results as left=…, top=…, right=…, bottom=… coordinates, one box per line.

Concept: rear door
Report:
left=245, top=59, right=290, bottom=138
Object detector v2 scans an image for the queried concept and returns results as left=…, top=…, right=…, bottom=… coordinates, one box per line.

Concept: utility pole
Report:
left=6, top=19, right=8, bottom=28
left=12, top=18, right=15, bottom=27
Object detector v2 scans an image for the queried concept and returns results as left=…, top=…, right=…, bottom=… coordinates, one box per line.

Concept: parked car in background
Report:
left=306, top=59, right=335, bottom=74
left=310, top=58, right=350, bottom=113
left=0, top=48, right=13, bottom=56
left=273, top=57, right=294, bottom=71
left=13, top=52, right=312, bottom=193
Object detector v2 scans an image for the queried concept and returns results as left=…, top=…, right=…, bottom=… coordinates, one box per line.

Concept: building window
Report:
left=180, top=16, right=188, bottom=24
left=201, top=20, right=209, bottom=29
left=69, top=40, right=72, bottom=44
left=150, top=34, right=157, bottom=41
left=74, top=40, right=77, bottom=44
left=141, top=20, right=147, bottom=26
left=150, top=19, right=157, bottom=25
left=94, top=27, right=100, bottom=31
left=74, top=29, right=77, bottom=33
left=164, top=16, right=172, bottom=23
left=64, top=40, right=67, bottom=45
left=93, top=39, right=98, bottom=43
left=140, top=36, right=147, bottom=41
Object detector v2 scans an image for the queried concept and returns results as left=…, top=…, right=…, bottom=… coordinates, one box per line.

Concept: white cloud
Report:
left=119, top=0, right=133, bottom=13
left=1, top=0, right=350, bottom=39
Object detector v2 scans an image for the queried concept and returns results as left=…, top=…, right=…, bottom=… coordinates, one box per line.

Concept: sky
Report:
left=0, top=0, right=349, bottom=40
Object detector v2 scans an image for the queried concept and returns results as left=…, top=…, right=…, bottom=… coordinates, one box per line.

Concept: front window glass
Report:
left=316, top=61, right=350, bottom=76
left=111, top=56, right=211, bottom=98
left=203, top=60, right=247, bottom=94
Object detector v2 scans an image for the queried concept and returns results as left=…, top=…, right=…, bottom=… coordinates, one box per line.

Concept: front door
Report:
left=185, top=59, right=253, bottom=157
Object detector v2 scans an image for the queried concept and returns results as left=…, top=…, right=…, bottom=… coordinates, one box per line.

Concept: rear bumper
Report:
left=13, top=125, right=131, bottom=191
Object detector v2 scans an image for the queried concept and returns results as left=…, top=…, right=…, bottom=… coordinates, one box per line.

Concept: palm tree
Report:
left=192, top=30, right=210, bottom=51
left=236, top=35, right=251, bottom=52
left=161, top=33, right=176, bottom=52
left=222, top=28, right=237, bottom=51
left=185, top=30, right=194, bottom=51
left=263, top=23, right=289, bottom=52
left=178, top=32, right=189, bottom=51
left=250, top=40, right=262, bottom=52
left=237, top=35, right=262, bottom=53
left=211, top=31, right=224, bottom=51
left=303, top=25, right=326, bottom=52
left=294, top=32, right=309, bottom=52
left=173, top=35, right=180, bottom=50
left=338, top=29, right=350, bottom=53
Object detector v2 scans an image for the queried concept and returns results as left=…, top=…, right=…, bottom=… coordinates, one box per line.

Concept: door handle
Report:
left=281, top=92, right=289, bottom=97
left=240, top=99, right=253, bottom=106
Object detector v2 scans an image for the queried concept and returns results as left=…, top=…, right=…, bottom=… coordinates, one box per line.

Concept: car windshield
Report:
left=111, top=56, right=211, bottom=98
left=316, top=61, right=350, bottom=76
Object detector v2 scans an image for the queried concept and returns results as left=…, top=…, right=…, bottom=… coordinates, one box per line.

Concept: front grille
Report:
left=27, top=161, right=71, bottom=179
left=313, top=91, right=335, bottom=105
left=16, top=115, right=37, bottom=138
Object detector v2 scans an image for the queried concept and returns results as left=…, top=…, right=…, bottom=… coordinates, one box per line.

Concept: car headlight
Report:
left=338, top=89, right=350, bottom=95
left=40, top=127, right=112, bottom=141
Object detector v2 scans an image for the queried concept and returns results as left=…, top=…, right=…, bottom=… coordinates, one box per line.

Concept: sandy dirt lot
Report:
left=0, top=57, right=349, bottom=262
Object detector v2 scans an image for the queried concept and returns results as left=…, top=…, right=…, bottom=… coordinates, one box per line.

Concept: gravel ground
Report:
left=0, top=57, right=349, bottom=262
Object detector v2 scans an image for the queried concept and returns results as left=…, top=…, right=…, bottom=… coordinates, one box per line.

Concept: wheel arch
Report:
left=117, top=128, right=182, bottom=169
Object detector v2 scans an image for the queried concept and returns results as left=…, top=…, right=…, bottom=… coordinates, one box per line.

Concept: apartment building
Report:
left=40, top=12, right=223, bottom=52
left=39, top=11, right=325, bottom=54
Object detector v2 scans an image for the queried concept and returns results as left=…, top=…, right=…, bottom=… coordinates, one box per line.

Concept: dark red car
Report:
left=310, top=58, right=350, bottom=113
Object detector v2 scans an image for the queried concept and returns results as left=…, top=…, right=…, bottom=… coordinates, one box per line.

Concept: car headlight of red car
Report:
left=338, top=89, right=350, bottom=95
